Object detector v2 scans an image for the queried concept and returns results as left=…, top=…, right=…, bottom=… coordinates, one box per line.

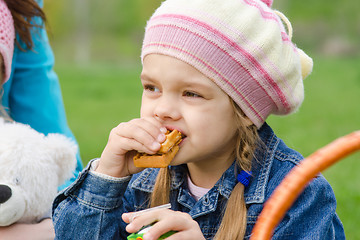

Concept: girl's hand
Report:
left=122, top=209, right=205, bottom=240
left=96, top=117, right=167, bottom=178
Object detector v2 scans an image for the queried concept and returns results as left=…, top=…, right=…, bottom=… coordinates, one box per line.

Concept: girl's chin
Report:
left=169, top=157, right=182, bottom=166
left=169, top=152, right=187, bottom=166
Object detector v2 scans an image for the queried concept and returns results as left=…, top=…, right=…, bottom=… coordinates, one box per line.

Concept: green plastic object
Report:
left=127, top=225, right=176, bottom=240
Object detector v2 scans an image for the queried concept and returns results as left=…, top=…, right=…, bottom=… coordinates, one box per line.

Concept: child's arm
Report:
left=0, top=219, right=54, bottom=240
left=122, top=208, right=206, bottom=240
left=52, top=163, right=133, bottom=239
left=53, top=118, right=166, bottom=239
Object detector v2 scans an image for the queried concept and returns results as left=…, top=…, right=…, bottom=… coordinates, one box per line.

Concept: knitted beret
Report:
left=0, top=0, right=15, bottom=83
left=141, top=0, right=313, bottom=128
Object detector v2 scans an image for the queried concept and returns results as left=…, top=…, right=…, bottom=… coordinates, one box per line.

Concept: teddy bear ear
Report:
left=45, top=134, right=78, bottom=186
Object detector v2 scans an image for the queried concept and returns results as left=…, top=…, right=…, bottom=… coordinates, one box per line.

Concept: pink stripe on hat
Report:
left=150, top=13, right=291, bottom=111
left=260, top=0, right=274, bottom=8
left=142, top=23, right=277, bottom=125
left=244, top=0, right=275, bottom=20
left=142, top=0, right=312, bottom=128
left=0, top=0, right=15, bottom=83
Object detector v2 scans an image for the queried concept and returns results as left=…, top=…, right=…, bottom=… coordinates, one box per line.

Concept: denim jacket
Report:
left=52, top=123, right=345, bottom=239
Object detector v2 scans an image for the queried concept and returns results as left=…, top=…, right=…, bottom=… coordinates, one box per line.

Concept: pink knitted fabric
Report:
left=261, top=0, right=273, bottom=7
left=141, top=0, right=313, bottom=128
left=0, top=0, right=15, bottom=83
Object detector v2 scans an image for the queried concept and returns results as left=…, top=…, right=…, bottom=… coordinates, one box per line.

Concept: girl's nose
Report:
left=153, top=96, right=180, bottom=121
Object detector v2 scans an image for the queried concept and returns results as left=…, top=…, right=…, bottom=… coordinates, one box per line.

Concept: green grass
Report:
left=57, top=62, right=143, bottom=161
left=56, top=56, right=359, bottom=238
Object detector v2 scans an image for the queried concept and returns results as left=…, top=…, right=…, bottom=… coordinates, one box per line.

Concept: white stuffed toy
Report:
left=0, top=118, right=77, bottom=226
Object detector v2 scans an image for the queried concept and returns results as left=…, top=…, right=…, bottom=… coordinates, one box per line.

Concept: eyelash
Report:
left=143, top=84, right=159, bottom=93
left=143, top=84, right=203, bottom=98
left=183, top=91, right=202, bottom=98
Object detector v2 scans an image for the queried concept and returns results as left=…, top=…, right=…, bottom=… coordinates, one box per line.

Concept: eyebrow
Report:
left=181, top=75, right=215, bottom=89
left=140, top=72, right=156, bottom=82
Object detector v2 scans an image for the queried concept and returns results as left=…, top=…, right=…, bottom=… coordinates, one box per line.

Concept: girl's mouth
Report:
left=164, top=127, right=187, bottom=146
left=179, top=133, right=187, bottom=146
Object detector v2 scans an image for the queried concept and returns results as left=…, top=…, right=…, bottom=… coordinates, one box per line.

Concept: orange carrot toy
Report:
left=250, top=131, right=360, bottom=240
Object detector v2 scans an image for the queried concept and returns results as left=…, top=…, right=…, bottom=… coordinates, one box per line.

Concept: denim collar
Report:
left=131, top=123, right=282, bottom=205
left=130, top=160, right=238, bottom=199
left=244, top=122, right=280, bottom=204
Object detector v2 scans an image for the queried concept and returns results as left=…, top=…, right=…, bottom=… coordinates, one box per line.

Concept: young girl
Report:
left=53, top=0, right=345, bottom=239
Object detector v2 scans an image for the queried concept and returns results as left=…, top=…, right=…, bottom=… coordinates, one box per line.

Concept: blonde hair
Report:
left=149, top=99, right=259, bottom=239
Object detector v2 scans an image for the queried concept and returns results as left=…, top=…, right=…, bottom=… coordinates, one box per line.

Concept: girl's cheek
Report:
left=140, top=99, right=156, bottom=117
left=140, top=105, right=150, bottom=118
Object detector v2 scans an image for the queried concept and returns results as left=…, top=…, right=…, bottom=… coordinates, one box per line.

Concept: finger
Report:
left=144, top=211, right=193, bottom=235
left=98, top=118, right=168, bottom=177
left=122, top=212, right=131, bottom=224
left=148, top=215, right=203, bottom=240
left=113, top=119, right=166, bottom=153
left=124, top=208, right=167, bottom=233
left=113, top=136, right=158, bottom=156
left=164, top=231, right=202, bottom=240
left=126, top=210, right=186, bottom=239
left=122, top=203, right=172, bottom=225
left=141, top=116, right=168, bottom=134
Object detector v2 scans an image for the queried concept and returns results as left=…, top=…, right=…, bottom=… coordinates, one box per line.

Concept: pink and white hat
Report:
left=141, top=0, right=313, bottom=128
left=0, top=0, right=15, bottom=83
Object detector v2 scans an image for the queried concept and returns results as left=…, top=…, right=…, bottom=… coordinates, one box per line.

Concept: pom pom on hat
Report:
left=0, top=0, right=15, bottom=84
left=298, top=48, right=313, bottom=79
left=142, top=0, right=312, bottom=128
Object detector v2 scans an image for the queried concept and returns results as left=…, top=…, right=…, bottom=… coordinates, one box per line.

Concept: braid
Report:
left=214, top=100, right=259, bottom=240
left=150, top=167, right=171, bottom=207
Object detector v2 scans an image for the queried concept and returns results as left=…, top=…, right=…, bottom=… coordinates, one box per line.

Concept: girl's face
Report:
left=141, top=54, right=238, bottom=173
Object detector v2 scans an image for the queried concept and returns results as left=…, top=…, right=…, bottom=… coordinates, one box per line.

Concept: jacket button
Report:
left=203, top=196, right=210, bottom=206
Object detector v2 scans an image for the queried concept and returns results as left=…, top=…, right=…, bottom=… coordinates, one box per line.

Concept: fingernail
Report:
left=160, top=127, right=167, bottom=134
left=157, top=133, right=166, bottom=142
left=151, top=141, right=161, bottom=150
left=123, top=213, right=133, bottom=222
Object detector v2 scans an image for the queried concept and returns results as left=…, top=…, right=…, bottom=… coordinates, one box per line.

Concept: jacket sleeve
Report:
left=52, top=160, right=134, bottom=240
left=2, top=6, right=83, bottom=189
left=271, top=175, right=345, bottom=240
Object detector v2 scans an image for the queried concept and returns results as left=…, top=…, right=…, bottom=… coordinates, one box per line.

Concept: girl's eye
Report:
left=183, top=91, right=202, bottom=98
left=144, top=84, right=160, bottom=93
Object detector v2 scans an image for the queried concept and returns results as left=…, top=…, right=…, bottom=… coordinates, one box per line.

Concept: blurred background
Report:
left=43, top=0, right=359, bottom=237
